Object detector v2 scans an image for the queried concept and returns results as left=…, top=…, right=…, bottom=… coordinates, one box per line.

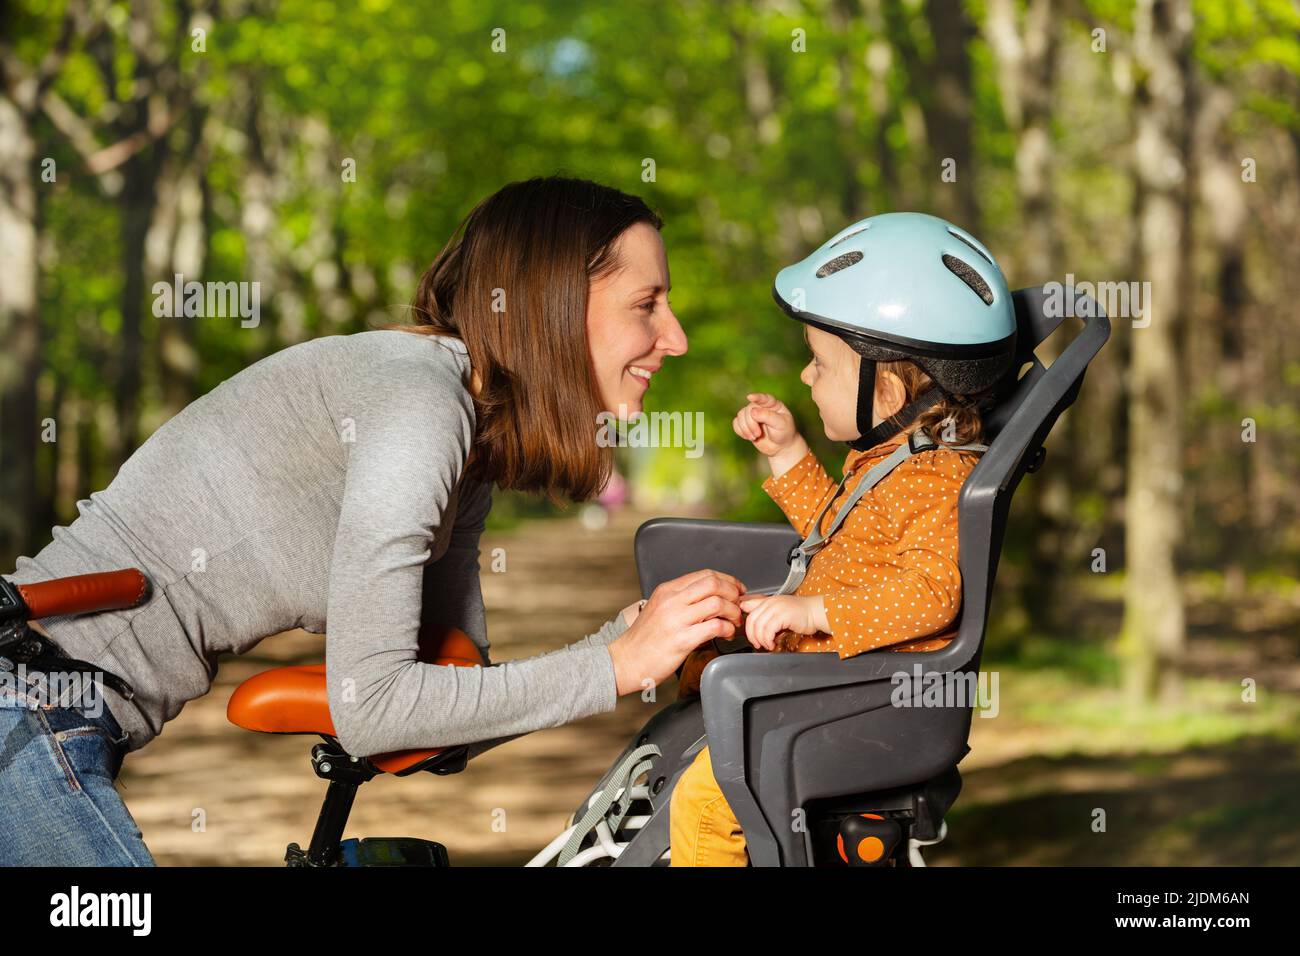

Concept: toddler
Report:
left=667, top=211, right=1018, bottom=866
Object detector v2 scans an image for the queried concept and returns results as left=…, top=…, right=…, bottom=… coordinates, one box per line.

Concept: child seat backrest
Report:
left=949, top=285, right=1111, bottom=662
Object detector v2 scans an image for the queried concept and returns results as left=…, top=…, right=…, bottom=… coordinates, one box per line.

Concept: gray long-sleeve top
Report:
left=4, top=330, right=627, bottom=757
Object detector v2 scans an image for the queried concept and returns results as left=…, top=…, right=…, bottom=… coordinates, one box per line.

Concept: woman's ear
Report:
left=874, top=369, right=907, bottom=422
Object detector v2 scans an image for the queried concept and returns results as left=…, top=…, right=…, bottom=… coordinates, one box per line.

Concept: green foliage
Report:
left=7, top=0, right=1299, bottom=576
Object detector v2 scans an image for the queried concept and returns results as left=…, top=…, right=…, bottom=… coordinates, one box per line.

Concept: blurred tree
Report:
left=0, top=3, right=78, bottom=565
left=1120, top=0, right=1193, bottom=706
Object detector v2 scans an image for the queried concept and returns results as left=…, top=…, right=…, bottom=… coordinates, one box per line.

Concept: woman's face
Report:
left=585, top=222, right=688, bottom=417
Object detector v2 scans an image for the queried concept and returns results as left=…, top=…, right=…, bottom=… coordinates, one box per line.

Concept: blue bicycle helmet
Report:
left=773, top=211, right=1018, bottom=450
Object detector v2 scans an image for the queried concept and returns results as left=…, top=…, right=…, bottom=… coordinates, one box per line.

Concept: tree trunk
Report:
left=986, top=0, right=1068, bottom=633
left=1120, top=0, right=1193, bottom=707
left=153, top=106, right=209, bottom=418
left=113, top=138, right=165, bottom=468
left=829, top=0, right=865, bottom=222
left=1193, top=85, right=1251, bottom=593
left=922, top=0, right=981, bottom=232
left=0, top=91, right=42, bottom=566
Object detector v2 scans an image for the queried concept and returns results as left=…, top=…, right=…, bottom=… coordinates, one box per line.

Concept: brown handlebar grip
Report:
left=16, top=569, right=151, bottom=620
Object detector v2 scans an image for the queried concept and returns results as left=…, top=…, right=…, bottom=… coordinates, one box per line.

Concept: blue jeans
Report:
left=0, top=666, right=155, bottom=866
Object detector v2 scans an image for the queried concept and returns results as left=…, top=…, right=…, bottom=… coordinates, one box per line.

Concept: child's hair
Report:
left=875, top=359, right=984, bottom=446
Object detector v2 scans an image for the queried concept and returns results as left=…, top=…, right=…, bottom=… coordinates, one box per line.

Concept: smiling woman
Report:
left=388, top=177, right=686, bottom=502
left=2, top=175, right=744, bottom=867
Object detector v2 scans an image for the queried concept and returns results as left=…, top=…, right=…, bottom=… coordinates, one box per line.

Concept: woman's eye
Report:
left=638, top=300, right=656, bottom=313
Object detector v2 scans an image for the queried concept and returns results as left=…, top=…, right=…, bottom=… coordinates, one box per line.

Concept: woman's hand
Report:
left=737, top=594, right=828, bottom=651
left=733, top=393, right=809, bottom=477
left=607, top=569, right=746, bottom=697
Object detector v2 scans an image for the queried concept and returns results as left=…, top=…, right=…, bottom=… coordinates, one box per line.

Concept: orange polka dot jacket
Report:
left=763, top=433, right=980, bottom=656
left=679, top=432, right=979, bottom=695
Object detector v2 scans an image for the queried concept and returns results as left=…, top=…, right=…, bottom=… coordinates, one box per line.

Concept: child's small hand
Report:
left=734, top=393, right=799, bottom=457
left=737, top=594, right=829, bottom=651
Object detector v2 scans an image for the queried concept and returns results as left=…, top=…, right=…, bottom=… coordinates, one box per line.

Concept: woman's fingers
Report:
left=643, top=570, right=749, bottom=639
left=680, top=597, right=742, bottom=633
left=681, top=616, right=735, bottom=649
left=661, top=570, right=746, bottom=607
left=655, top=572, right=748, bottom=624
left=663, top=568, right=740, bottom=593
left=680, top=593, right=741, bottom=627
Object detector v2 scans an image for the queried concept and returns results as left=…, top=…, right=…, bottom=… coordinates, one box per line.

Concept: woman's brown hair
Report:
left=381, top=176, right=663, bottom=502
left=876, top=359, right=985, bottom=446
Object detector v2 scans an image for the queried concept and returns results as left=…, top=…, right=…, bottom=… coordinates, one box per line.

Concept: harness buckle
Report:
left=908, top=429, right=936, bottom=455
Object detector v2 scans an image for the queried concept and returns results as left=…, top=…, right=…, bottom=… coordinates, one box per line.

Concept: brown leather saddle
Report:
left=227, top=625, right=482, bottom=775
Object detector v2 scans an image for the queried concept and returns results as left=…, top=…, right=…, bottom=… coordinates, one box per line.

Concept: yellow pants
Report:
left=668, top=746, right=749, bottom=867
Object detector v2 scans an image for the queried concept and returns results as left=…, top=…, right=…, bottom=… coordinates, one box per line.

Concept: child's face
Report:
left=799, top=326, right=904, bottom=442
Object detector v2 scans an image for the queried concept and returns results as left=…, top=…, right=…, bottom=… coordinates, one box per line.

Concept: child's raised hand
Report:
left=737, top=594, right=828, bottom=651
left=734, top=393, right=811, bottom=478
left=734, top=393, right=799, bottom=457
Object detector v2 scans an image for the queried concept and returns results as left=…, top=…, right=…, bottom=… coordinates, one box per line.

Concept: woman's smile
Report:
left=628, top=364, right=658, bottom=391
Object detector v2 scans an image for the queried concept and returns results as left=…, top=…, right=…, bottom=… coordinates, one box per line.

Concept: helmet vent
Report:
left=816, top=251, right=863, bottom=278
left=827, top=225, right=868, bottom=249
left=942, top=254, right=994, bottom=305
left=946, top=227, right=995, bottom=266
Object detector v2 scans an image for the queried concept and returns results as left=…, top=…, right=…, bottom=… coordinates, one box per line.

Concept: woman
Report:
left=0, top=176, right=745, bottom=866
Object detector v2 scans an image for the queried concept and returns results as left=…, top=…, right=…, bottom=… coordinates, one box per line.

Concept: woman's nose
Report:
left=800, top=363, right=814, bottom=386
left=656, top=305, right=688, bottom=357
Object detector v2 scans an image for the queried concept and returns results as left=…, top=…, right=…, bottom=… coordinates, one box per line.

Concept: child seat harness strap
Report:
left=774, top=428, right=988, bottom=598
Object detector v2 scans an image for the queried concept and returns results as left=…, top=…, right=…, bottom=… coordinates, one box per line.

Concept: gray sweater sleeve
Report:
left=323, top=352, right=621, bottom=758
left=463, top=611, right=630, bottom=761
left=567, top=611, right=631, bottom=650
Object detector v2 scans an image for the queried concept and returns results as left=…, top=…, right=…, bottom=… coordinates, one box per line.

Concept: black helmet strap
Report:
left=846, top=354, right=948, bottom=452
